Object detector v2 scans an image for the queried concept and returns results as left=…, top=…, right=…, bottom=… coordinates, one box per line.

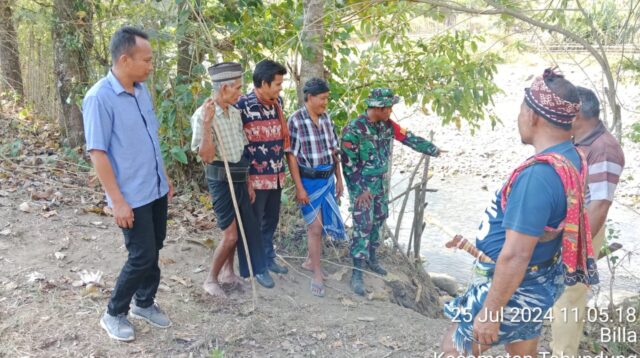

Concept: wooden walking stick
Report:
left=425, top=215, right=495, bottom=263
left=445, top=235, right=495, bottom=264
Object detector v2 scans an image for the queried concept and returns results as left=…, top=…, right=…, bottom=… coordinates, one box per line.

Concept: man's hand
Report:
left=296, top=187, right=310, bottom=205
left=165, top=172, right=175, bottom=202
left=203, top=98, right=215, bottom=123
left=198, top=98, right=217, bottom=163
left=473, top=308, right=500, bottom=346
left=355, top=191, right=373, bottom=209
left=336, top=178, right=344, bottom=199
left=113, top=198, right=134, bottom=229
left=434, top=148, right=447, bottom=157
left=248, top=183, right=256, bottom=204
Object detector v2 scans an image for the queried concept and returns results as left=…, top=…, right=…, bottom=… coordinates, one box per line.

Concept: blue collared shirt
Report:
left=82, top=71, right=168, bottom=209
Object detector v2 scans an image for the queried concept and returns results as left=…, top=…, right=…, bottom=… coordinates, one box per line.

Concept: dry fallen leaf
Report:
left=90, top=221, right=107, bottom=229
left=195, top=217, right=215, bottom=231
left=27, top=272, right=45, bottom=283
left=31, top=189, right=54, bottom=201
left=78, top=270, right=103, bottom=286
left=43, top=210, right=58, bottom=218
left=19, top=202, right=31, bottom=213
left=82, top=206, right=104, bottom=215
left=340, top=297, right=356, bottom=307
left=351, top=340, right=368, bottom=349
left=186, top=238, right=215, bottom=249
left=356, top=316, right=375, bottom=322
left=83, top=283, right=99, bottom=296
left=367, top=291, right=388, bottom=302
left=169, top=275, right=192, bottom=288
left=329, top=268, right=348, bottom=282
left=159, top=257, right=176, bottom=266
left=312, top=332, right=327, bottom=341
left=378, top=336, right=400, bottom=350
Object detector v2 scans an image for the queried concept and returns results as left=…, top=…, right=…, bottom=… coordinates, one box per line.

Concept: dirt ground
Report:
left=0, top=182, right=459, bottom=357
left=0, top=104, right=464, bottom=357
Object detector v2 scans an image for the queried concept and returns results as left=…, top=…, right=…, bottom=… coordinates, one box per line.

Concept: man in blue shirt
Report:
left=441, top=69, right=593, bottom=356
left=83, top=27, right=174, bottom=342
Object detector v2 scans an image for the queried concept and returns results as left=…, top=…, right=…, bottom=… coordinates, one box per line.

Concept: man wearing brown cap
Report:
left=190, top=62, right=274, bottom=298
left=440, top=69, right=597, bottom=356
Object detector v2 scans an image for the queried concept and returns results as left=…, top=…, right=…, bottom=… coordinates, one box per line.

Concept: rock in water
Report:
left=429, top=272, right=459, bottom=296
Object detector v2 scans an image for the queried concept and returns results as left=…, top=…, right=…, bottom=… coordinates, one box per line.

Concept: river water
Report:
left=386, top=174, right=640, bottom=303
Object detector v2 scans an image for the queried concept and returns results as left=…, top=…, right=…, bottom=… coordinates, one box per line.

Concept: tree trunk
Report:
left=52, top=0, right=93, bottom=148
left=297, top=0, right=325, bottom=106
left=0, top=0, right=24, bottom=99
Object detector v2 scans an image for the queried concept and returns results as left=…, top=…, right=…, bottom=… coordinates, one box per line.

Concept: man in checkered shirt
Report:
left=285, top=78, right=346, bottom=297
left=191, top=62, right=275, bottom=298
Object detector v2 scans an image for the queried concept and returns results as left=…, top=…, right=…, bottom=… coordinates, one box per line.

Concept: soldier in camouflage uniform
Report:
left=341, top=88, right=442, bottom=295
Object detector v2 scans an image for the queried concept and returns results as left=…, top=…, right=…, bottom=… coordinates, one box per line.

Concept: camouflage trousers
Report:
left=349, top=175, right=389, bottom=259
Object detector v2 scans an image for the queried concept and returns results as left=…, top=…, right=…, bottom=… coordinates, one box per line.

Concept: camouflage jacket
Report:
left=340, top=113, right=440, bottom=199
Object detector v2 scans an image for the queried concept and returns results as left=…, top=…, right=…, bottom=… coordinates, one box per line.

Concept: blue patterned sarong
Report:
left=299, top=164, right=346, bottom=241
left=443, top=259, right=565, bottom=353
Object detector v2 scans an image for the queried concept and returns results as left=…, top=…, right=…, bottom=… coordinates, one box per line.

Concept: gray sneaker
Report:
left=130, top=302, right=171, bottom=328
left=100, top=311, right=135, bottom=342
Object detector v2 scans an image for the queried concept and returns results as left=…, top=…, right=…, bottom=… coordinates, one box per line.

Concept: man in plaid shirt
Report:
left=285, top=78, right=346, bottom=297
left=191, top=62, right=274, bottom=297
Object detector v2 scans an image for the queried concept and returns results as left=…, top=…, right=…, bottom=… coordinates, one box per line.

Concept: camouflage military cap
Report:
left=364, top=88, right=400, bottom=108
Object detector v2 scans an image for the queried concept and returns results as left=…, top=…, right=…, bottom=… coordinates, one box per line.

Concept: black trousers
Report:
left=207, top=179, right=267, bottom=277
left=107, top=195, right=167, bottom=316
left=252, top=189, right=282, bottom=262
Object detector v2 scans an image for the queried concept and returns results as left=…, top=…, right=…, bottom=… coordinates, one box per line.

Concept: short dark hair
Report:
left=576, top=86, right=600, bottom=120
left=542, top=73, right=580, bottom=130
left=110, top=26, right=149, bottom=63
left=303, top=77, right=330, bottom=102
left=253, top=60, right=287, bottom=88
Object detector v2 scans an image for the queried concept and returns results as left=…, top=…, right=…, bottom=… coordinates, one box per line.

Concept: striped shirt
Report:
left=190, top=102, right=248, bottom=163
left=286, top=105, right=338, bottom=168
left=575, top=121, right=625, bottom=203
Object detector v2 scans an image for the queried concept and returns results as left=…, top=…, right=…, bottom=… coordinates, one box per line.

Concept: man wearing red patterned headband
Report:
left=441, top=69, right=597, bottom=356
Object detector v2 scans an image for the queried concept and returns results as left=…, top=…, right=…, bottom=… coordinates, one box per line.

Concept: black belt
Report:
left=299, top=164, right=335, bottom=179
left=205, top=162, right=249, bottom=183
